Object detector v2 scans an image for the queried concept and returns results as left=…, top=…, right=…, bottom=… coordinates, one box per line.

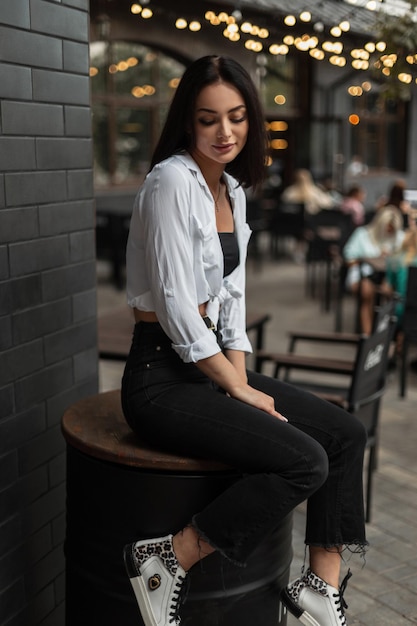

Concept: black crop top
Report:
left=218, top=232, right=240, bottom=277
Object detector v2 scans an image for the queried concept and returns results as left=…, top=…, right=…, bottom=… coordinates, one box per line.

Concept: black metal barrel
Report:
left=62, top=390, right=292, bottom=626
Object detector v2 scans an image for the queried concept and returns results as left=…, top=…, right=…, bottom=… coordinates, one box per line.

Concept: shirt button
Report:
left=146, top=363, right=150, bottom=369
left=156, top=345, right=161, bottom=351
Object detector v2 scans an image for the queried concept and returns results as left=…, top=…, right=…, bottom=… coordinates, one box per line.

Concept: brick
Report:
left=46, top=377, right=98, bottom=427
left=0, top=26, right=62, bottom=70
left=23, top=484, right=66, bottom=536
left=0, top=0, right=30, bottom=29
left=39, top=602, right=65, bottom=626
left=67, top=170, right=94, bottom=199
left=0, top=246, right=8, bottom=280
left=0, top=516, right=22, bottom=559
left=33, top=69, right=90, bottom=105
left=0, top=579, right=25, bottom=625
left=19, top=425, right=64, bottom=474
left=5, top=171, right=67, bottom=207
left=26, top=546, right=64, bottom=600
left=0, top=405, right=45, bottom=454
left=12, top=299, right=71, bottom=344
left=0, top=63, right=32, bottom=100
left=0, top=487, right=19, bottom=538
left=0, top=339, right=44, bottom=387
left=69, top=230, right=95, bottom=262
left=63, top=40, right=89, bottom=74
left=64, top=105, right=92, bottom=137
left=42, top=260, right=96, bottom=301
left=18, top=466, right=49, bottom=506
left=44, top=319, right=97, bottom=365
left=72, top=288, right=97, bottom=322
left=0, top=385, right=14, bottom=420
left=36, top=138, right=92, bottom=170
left=0, top=315, right=12, bottom=351
left=14, top=360, right=73, bottom=412
left=0, top=282, right=10, bottom=318
left=0, top=451, right=18, bottom=491
left=39, top=200, right=94, bottom=236
left=23, top=526, right=52, bottom=569
left=52, top=513, right=66, bottom=548
left=10, top=275, right=42, bottom=312
left=0, top=137, right=36, bottom=172
left=73, top=346, right=98, bottom=381
left=1, top=101, right=64, bottom=136
left=0, top=207, right=39, bottom=244
left=0, top=174, right=5, bottom=207
left=31, top=0, right=89, bottom=42
left=9, top=236, right=69, bottom=277
left=49, top=452, right=66, bottom=489
left=23, top=582, right=55, bottom=624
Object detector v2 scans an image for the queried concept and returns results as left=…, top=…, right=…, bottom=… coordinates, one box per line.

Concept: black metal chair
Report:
left=304, top=209, right=355, bottom=311
left=257, top=310, right=397, bottom=522
left=399, top=265, right=417, bottom=397
left=269, top=201, right=305, bottom=258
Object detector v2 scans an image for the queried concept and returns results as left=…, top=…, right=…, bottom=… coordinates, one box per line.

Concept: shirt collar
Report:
left=173, top=151, right=238, bottom=199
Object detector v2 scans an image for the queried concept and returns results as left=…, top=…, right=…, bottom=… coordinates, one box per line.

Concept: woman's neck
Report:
left=189, top=149, right=225, bottom=195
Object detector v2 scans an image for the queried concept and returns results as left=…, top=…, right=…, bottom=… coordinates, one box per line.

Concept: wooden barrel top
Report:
left=61, top=389, right=232, bottom=472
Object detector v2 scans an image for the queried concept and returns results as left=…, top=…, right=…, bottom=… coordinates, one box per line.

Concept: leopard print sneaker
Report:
left=281, top=568, right=351, bottom=626
left=124, top=534, right=187, bottom=626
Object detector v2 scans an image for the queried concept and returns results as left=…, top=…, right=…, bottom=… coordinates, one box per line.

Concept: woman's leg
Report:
left=248, top=371, right=368, bottom=555
left=247, top=371, right=367, bottom=625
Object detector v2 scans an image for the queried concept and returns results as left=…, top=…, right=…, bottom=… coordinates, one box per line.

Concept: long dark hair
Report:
left=150, top=55, right=268, bottom=188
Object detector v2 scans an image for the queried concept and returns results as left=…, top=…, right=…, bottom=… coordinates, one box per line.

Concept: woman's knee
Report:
left=308, top=442, right=329, bottom=491
left=291, top=441, right=328, bottom=497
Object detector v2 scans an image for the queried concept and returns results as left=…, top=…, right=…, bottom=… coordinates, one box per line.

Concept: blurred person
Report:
left=376, top=179, right=411, bottom=228
left=340, top=185, right=366, bottom=226
left=346, top=155, right=368, bottom=177
left=281, top=168, right=334, bottom=215
left=381, top=221, right=417, bottom=359
left=343, top=205, right=405, bottom=335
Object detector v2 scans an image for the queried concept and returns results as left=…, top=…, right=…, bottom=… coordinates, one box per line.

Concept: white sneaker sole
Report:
left=281, top=588, right=321, bottom=626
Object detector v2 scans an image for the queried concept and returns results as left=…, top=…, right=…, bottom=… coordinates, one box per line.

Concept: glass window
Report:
left=90, top=42, right=185, bottom=188
left=350, top=93, right=407, bottom=171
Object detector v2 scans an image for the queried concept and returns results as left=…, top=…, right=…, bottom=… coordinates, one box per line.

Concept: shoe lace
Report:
left=332, top=569, right=352, bottom=625
left=169, top=574, right=189, bottom=624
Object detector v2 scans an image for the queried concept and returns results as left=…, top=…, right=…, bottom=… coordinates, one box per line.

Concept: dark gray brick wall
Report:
left=0, top=1, right=97, bottom=625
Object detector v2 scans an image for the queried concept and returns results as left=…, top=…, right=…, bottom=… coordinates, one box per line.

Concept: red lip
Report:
left=213, top=143, right=235, bottom=152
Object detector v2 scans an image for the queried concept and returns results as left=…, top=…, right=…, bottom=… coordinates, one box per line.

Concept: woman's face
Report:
left=191, top=81, right=249, bottom=166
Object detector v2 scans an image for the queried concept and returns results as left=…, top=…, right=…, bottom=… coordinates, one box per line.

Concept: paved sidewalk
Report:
left=98, top=254, right=417, bottom=626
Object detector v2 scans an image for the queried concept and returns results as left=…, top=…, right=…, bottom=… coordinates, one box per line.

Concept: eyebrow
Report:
left=196, top=104, right=246, bottom=114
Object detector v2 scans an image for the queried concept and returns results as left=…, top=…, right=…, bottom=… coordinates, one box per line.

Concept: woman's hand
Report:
left=230, top=384, right=288, bottom=422
left=195, top=352, right=287, bottom=422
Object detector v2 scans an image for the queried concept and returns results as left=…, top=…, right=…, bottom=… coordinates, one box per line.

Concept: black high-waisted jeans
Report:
left=121, top=322, right=368, bottom=566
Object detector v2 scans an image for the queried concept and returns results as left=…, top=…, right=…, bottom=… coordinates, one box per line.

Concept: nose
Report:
left=217, top=119, right=232, bottom=140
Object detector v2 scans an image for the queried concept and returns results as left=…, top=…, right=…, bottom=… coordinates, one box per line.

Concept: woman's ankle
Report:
left=173, top=526, right=216, bottom=572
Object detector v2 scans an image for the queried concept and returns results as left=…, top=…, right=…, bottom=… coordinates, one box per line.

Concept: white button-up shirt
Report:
left=126, top=152, right=253, bottom=363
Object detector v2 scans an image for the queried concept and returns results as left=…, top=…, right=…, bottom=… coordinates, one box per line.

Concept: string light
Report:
left=284, top=15, right=296, bottom=26
left=125, top=5, right=417, bottom=93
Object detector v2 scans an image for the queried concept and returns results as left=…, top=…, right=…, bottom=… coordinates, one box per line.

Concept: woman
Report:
left=122, top=55, right=367, bottom=626
left=376, top=179, right=411, bottom=228
left=343, top=205, right=405, bottom=335
left=281, top=168, right=334, bottom=215
left=382, top=222, right=417, bottom=356
left=340, top=185, right=366, bottom=226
